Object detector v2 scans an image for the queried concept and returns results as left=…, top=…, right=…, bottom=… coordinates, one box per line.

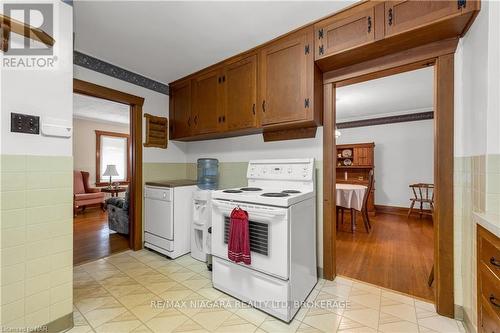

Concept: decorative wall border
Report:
left=337, top=111, right=434, bottom=129
left=74, top=51, right=169, bottom=95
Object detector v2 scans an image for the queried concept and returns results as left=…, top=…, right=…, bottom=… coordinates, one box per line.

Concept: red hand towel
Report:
left=228, top=208, right=251, bottom=265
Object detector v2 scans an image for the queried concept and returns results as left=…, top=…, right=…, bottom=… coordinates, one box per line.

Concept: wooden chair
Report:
left=407, top=183, right=434, bottom=218
left=361, top=170, right=374, bottom=232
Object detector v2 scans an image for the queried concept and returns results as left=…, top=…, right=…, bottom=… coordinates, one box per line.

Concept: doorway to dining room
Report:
left=333, top=66, right=436, bottom=301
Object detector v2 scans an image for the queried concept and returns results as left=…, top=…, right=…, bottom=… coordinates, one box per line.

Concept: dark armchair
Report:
left=106, top=188, right=130, bottom=235
left=73, top=171, right=105, bottom=216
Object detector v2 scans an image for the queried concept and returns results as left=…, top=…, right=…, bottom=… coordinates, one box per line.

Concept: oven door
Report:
left=211, top=199, right=289, bottom=280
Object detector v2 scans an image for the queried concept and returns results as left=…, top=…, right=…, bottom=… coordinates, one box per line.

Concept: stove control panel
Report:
left=247, top=159, right=314, bottom=181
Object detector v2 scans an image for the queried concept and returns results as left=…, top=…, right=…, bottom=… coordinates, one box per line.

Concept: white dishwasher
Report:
left=144, top=180, right=197, bottom=259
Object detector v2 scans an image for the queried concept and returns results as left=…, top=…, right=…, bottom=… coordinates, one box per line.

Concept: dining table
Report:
left=336, top=183, right=368, bottom=232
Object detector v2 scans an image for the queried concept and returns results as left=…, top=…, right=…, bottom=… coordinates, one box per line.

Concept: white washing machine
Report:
left=191, top=189, right=213, bottom=267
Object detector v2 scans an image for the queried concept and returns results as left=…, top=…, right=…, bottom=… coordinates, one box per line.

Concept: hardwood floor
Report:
left=336, top=211, right=435, bottom=301
left=73, top=208, right=129, bottom=265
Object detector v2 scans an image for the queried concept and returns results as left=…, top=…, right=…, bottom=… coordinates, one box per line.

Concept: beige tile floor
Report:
left=70, top=250, right=466, bottom=333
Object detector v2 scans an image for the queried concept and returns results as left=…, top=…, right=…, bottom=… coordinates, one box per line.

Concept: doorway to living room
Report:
left=73, top=93, right=130, bottom=264
left=73, top=79, right=144, bottom=265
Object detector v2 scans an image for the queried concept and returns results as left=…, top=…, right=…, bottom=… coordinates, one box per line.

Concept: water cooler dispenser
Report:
left=191, top=159, right=218, bottom=269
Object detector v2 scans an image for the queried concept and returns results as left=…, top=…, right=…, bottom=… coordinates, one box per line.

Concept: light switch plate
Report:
left=11, top=113, right=40, bottom=135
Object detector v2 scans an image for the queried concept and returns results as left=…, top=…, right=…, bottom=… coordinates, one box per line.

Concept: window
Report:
left=96, top=130, right=130, bottom=186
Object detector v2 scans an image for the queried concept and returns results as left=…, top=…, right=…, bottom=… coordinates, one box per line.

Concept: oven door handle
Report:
left=212, top=200, right=286, bottom=218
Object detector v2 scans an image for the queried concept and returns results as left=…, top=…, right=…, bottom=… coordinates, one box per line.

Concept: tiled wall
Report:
left=0, top=155, right=73, bottom=329
left=486, top=155, right=500, bottom=219
left=455, top=154, right=499, bottom=331
left=143, top=163, right=190, bottom=183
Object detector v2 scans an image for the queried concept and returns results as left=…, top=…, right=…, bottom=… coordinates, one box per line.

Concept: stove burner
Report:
left=261, top=192, right=290, bottom=197
left=240, top=187, right=262, bottom=191
left=282, top=190, right=301, bottom=194
left=223, top=189, right=243, bottom=193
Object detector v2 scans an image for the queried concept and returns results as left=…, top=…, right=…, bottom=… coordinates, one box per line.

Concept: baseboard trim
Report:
left=454, top=304, right=464, bottom=321
left=375, top=204, right=433, bottom=218
left=317, top=267, right=324, bottom=279
left=47, top=312, right=73, bottom=333
left=462, top=308, right=476, bottom=333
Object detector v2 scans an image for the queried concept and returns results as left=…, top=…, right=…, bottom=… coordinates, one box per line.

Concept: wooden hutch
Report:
left=336, top=142, right=375, bottom=215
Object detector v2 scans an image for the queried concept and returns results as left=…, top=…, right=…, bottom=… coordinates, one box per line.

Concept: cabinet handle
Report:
left=388, top=8, right=393, bottom=26
left=218, top=77, right=221, bottom=83
left=222, top=115, right=226, bottom=122
left=188, top=117, right=191, bottom=127
left=490, top=257, right=500, bottom=267
left=252, top=103, right=256, bottom=115
left=367, top=16, right=372, bottom=33
left=489, top=295, right=500, bottom=308
left=262, top=100, right=266, bottom=112
left=222, top=75, right=225, bottom=82
left=218, top=116, right=221, bottom=123
left=194, top=115, right=198, bottom=125
left=318, top=28, right=323, bottom=39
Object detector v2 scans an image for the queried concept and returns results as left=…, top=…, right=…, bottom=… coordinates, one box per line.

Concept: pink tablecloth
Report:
left=336, top=184, right=367, bottom=211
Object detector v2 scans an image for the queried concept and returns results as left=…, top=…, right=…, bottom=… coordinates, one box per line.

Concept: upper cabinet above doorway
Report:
left=169, top=0, right=480, bottom=142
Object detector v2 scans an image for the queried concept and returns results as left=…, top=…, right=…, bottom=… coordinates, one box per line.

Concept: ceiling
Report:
left=73, top=93, right=130, bottom=124
left=73, top=1, right=355, bottom=84
left=336, top=67, right=434, bottom=122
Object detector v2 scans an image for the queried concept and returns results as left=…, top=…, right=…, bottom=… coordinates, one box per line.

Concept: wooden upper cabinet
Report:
left=260, top=28, right=315, bottom=126
left=169, top=80, right=192, bottom=139
left=192, top=69, right=222, bottom=135
left=223, top=54, right=258, bottom=131
left=316, top=6, right=376, bottom=59
left=385, top=1, right=462, bottom=37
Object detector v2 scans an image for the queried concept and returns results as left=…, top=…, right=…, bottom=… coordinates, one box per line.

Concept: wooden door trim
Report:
left=322, top=40, right=457, bottom=318
left=323, top=37, right=458, bottom=85
left=74, top=79, right=144, bottom=251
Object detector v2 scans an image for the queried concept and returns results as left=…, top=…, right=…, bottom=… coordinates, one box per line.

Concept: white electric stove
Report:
left=211, top=158, right=317, bottom=322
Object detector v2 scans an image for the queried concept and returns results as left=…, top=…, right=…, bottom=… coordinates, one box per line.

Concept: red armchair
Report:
left=73, top=171, right=105, bottom=216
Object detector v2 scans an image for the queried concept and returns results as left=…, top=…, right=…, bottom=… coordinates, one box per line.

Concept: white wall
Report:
left=454, top=1, right=500, bottom=157
left=73, top=118, right=129, bottom=185
left=1, top=2, right=73, bottom=157
left=0, top=1, right=74, bottom=328
left=73, top=66, right=187, bottom=163
left=337, top=120, right=434, bottom=207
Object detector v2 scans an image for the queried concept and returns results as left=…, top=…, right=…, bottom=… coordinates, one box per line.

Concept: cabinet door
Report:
left=192, top=69, right=221, bottom=135
left=385, top=1, right=462, bottom=37
left=260, top=29, right=311, bottom=126
left=353, top=147, right=374, bottom=166
left=169, top=80, right=191, bottom=139
left=316, top=7, right=375, bottom=58
left=224, top=55, right=258, bottom=131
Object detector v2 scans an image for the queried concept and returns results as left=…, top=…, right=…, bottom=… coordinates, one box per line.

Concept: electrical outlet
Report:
left=11, top=113, right=40, bottom=135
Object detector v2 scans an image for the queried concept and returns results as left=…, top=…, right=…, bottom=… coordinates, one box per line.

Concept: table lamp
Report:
left=103, top=164, right=119, bottom=189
